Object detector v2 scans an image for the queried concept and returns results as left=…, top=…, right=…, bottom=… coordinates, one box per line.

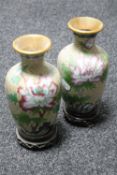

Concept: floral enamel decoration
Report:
left=70, top=55, right=105, bottom=85
left=57, top=17, right=109, bottom=126
left=18, top=77, right=58, bottom=110
left=5, top=34, right=61, bottom=149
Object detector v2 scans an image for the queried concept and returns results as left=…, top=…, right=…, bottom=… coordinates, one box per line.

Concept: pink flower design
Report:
left=17, top=77, right=57, bottom=110
left=70, top=55, right=105, bottom=85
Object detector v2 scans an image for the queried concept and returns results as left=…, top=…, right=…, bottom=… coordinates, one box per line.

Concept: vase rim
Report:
left=12, top=34, right=52, bottom=56
left=68, top=16, right=104, bottom=35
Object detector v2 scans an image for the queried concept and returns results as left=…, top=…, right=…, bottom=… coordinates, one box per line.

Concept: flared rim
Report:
left=68, top=17, right=104, bottom=35
left=12, top=34, right=52, bottom=55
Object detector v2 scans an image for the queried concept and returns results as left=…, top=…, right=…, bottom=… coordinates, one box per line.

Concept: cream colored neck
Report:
left=21, top=54, right=45, bottom=73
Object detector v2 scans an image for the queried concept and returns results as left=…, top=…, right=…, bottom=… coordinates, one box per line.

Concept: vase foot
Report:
left=64, top=106, right=100, bottom=127
left=16, top=125, right=58, bottom=150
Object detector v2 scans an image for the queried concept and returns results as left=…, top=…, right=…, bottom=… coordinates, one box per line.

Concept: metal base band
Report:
left=64, top=105, right=101, bottom=127
left=16, top=126, right=58, bottom=150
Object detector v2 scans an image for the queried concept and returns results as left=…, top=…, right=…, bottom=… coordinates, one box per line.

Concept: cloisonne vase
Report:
left=5, top=34, right=61, bottom=149
left=57, top=17, right=109, bottom=126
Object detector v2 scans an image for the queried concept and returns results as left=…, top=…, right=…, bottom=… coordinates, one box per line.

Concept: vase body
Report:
left=57, top=17, right=109, bottom=126
left=5, top=35, right=61, bottom=149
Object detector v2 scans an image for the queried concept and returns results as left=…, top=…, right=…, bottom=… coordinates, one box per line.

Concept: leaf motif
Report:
left=13, top=113, right=30, bottom=124
left=53, top=103, right=60, bottom=112
left=13, top=112, right=46, bottom=125
left=22, top=65, right=29, bottom=72
left=11, top=76, right=20, bottom=85
left=101, top=67, right=108, bottom=82
left=76, top=81, right=96, bottom=90
left=99, top=49, right=109, bottom=64
left=7, top=93, right=18, bottom=103
left=31, top=108, right=41, bottom=113
left=61, top=64, right=72, bottom=83
left=63, top=92, right=90, bottom=104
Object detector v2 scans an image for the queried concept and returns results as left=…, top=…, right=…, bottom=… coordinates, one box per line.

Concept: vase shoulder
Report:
left=5, top=60, right=61, bottom=111
left=58, top=43, right=108, bottom=64
left=5, top=61, right=60, bottom=88
left=58, top=43, right=109, bottom=82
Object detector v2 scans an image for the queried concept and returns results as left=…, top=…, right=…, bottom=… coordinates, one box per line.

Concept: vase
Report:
left=5, top=34, right=61, bottom=149
left=57, top=17, right=109, bottom=126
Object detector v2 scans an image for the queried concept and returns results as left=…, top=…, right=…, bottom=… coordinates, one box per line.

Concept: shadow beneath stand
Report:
left=54, top=120, right=67, bottom=147
left=93, top=101, right=110, bottom=127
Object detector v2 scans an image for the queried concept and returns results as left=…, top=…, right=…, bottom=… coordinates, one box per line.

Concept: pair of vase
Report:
left=5, top=17, right=109, bottom=150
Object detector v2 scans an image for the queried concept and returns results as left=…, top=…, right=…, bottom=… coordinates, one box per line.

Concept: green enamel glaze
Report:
left=61, top=64, right=72, bottom=83
left=31, top=108, right=42, bottom=113
left=56, top=90, right=61, bottom=101
left=16, top=65, right=22, bottom=73
left=76, top=81, right=96, bottom=89
left=13, top=112, right=46, bottom=125
left=53, top=92, right=61, bottom=113
left=83, top=49, right=92, bottom=55
left=98, top=46, right=109, bottom=64
left=101, top=67, right=108, bottom=82
left=33, top=88, right=39, bottom=94
left=10, top=64, right=22, bottom=85
left=7, top=93, right=18, bottom=103
left=32, top=108, right=47, bottom=119
left=63, top=92, right=90, bottom=104
left=22, top=65, right=29, bottom=72
left=102, top=53, right=108, bottom=63
left=53, top=103, right=60, bottom=113
left=11, top=76, right=20, bottom=85
left=13, top=113, right=30, bottom=124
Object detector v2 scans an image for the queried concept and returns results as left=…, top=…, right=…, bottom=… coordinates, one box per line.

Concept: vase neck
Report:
left=21, top=54, right=44, bottom=73
left=74, top=33, right=96, bottom=49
